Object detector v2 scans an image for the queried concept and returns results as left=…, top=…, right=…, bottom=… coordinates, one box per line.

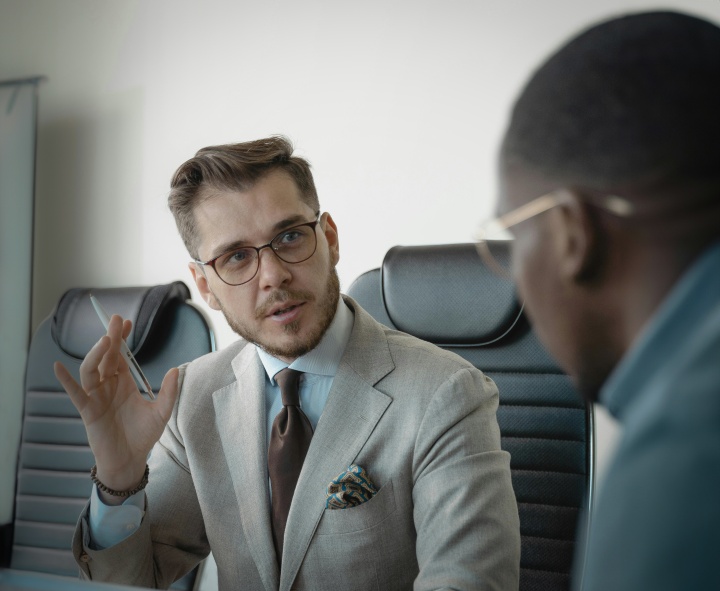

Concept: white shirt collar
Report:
left=256, top=298, right=354, bottom=384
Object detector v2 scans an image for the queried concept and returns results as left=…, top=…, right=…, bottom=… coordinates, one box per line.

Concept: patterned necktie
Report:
left=268, top=368, right=314, bottom=563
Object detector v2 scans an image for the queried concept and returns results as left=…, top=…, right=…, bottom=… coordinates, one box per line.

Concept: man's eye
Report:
left=277, top=230, right=304, bottom=246
left=222, top=249, right=253, bottom=267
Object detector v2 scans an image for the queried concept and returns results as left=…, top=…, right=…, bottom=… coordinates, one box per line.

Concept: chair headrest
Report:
left=51, top=281, right=191, bottom=359
left=381, top=243, right=522, bottom=346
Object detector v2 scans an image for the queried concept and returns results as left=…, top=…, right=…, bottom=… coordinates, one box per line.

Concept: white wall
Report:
left=1, top=0, right=716, bottom=527
left=0, top=0, right=715, bottom=345
left=0, top=82, right=38, bottom=526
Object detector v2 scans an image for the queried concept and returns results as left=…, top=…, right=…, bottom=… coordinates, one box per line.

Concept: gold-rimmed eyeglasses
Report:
left=474, top=190, right=634, bottom=278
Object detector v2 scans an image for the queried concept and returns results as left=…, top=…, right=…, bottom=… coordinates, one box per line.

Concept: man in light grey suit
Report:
left=55, top=136, right=520, bottom=590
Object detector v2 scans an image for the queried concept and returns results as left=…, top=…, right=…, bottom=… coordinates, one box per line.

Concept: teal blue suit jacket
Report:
left=578, top=243, right=720, bottom=591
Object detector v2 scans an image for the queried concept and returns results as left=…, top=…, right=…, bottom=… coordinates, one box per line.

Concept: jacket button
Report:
left=80, top=553, right=90, bottom=563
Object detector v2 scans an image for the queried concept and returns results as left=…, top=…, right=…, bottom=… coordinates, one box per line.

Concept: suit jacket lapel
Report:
left=213, top=345, right=280, bottom=591
left=279, top=301, right=395, bottom=591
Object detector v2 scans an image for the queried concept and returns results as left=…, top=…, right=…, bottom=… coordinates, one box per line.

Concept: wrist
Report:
left=91, top=463, right=149, bottom=500
left=94, top=458, right=147, bottom=490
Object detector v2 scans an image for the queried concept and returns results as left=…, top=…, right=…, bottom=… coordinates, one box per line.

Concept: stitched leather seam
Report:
left=522, top=533, right=576, bottom=543
left=498, top=403, right=585, bottom=410
left=520, top=566, right=572, bottom=576
left=512, top=468, right=587, bottom=476
left=502, top=435, right=586, bottom=443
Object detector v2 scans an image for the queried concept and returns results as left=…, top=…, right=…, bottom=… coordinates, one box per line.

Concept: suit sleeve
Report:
left=72, top=366, right=210, bottom=589
left=412, top=367, right=520, bottom=591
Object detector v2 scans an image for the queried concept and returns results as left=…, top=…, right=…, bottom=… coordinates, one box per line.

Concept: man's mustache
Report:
left=255, top=289, right=316, bottom=319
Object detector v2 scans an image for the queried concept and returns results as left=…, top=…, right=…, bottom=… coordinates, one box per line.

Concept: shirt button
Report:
left=125, top=523, right=135, bottom=531
left=80, top=553, right=90, bottom=563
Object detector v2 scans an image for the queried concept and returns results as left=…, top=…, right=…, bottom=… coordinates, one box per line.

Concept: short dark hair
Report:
left=168, top=136, right=319, bottom=258
left=501, top=11, right=720, bottom=191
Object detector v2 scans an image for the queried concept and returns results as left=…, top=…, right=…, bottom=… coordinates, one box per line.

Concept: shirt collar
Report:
left=600, top=241, right=720, bottom=419
left=256, top=298, right=354, bottom=384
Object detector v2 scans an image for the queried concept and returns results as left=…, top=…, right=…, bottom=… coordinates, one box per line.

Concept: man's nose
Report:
left=256, top=246, right=292, bottom=288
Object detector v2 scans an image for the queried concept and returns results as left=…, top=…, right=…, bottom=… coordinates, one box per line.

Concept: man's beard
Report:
left=218, top=263, right=341, bottom=360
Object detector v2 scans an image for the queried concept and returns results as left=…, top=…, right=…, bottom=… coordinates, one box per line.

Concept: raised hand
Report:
left=54, top=314, right=179, bottom=504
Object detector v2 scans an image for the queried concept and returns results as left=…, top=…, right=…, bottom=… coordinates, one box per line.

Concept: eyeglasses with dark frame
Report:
left=194, top=218, right=321, bottom=286
left=474, top=190, right=634, bottom=278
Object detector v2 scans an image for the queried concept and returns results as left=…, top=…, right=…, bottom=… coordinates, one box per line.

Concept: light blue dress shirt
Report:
left=257, top=299, right=353, bottom=445
left=89, top=299, right=354, bottom=550
left=575, top=241, right=720, bottom=590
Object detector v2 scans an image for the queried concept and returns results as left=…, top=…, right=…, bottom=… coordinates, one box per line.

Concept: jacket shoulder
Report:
left=176, top=338, right=251, bottom=407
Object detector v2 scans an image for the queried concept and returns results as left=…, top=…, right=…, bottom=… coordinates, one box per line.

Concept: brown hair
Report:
left=168, top=135, right=319, bottom=258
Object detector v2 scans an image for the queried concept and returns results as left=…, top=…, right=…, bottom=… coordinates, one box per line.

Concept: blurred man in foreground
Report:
left=479, top=10, right=720, bottom=591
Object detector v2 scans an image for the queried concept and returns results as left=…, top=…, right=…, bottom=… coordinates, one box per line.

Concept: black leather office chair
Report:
left=347, top=243, right=594, bottom=591
left=11, top=281, right=215, bottom=590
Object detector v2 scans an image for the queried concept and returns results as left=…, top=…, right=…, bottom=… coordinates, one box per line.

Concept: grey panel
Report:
left=517, top=503, right=580, bottom=539
left=521, top=536, right=576, bottom=572
left=15, top=495, right=87, bottom=525
left=511, top=471, right=587, bottom=506
left=13, top=521, right=75, bottom=550
left=496, top=406, right=587, bottom=440
left=382, top=244, right=520, bottom=344
left=24, top=392, right=79, bottom=418
left=490, top=373, right=583, bottom=408
left=22, top=417, right=87, bottom=446
left=20, top=444, right=94, bottom=471
left=502, top=437, right=586, bottom=473
left=17, top=470, right=92, bottom=498
left=10, top=546, right=78, bottom=577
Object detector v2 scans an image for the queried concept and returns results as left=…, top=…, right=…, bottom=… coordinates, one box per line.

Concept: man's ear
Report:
left=551, top=190, right=604, bottom=283
left=322, top=212, right=340, bottom=266
left=189, top=262, right=221, bottom=310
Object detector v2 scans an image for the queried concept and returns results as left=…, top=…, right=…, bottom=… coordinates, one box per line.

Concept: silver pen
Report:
left=90, top=294, right=156, bottom=400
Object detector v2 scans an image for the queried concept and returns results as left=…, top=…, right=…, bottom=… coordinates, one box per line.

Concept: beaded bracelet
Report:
left=90, top=464, right=150, bottom=497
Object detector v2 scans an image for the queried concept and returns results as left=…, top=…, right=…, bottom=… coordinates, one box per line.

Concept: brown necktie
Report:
left=268, top=368, right=313, bottom=563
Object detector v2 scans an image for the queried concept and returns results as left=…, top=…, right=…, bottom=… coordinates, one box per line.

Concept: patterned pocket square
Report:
left=325, top=464, right=378, bottom=510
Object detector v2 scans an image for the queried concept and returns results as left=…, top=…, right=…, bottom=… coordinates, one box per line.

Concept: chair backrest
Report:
left=11, top=281, right=215, bottom=590
left=347, top=243, right=594, bottom=591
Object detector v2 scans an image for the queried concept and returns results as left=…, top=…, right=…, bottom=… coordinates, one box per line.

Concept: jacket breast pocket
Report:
left=315, top=478, right=396, bottom=535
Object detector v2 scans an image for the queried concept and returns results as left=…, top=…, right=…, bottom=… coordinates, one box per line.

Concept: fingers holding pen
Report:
left=73, top=314, right=127, bottom=397
left=78, top=332, right=114, bottom=392
left=97, top=315, right=128, bottom=381
left=54, top=326, right=116, bottom=413
left=57, top=314, right=148, bottom=403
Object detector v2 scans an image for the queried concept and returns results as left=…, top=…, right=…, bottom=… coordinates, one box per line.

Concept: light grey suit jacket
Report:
left=74, top=297, right=520, bottom=590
